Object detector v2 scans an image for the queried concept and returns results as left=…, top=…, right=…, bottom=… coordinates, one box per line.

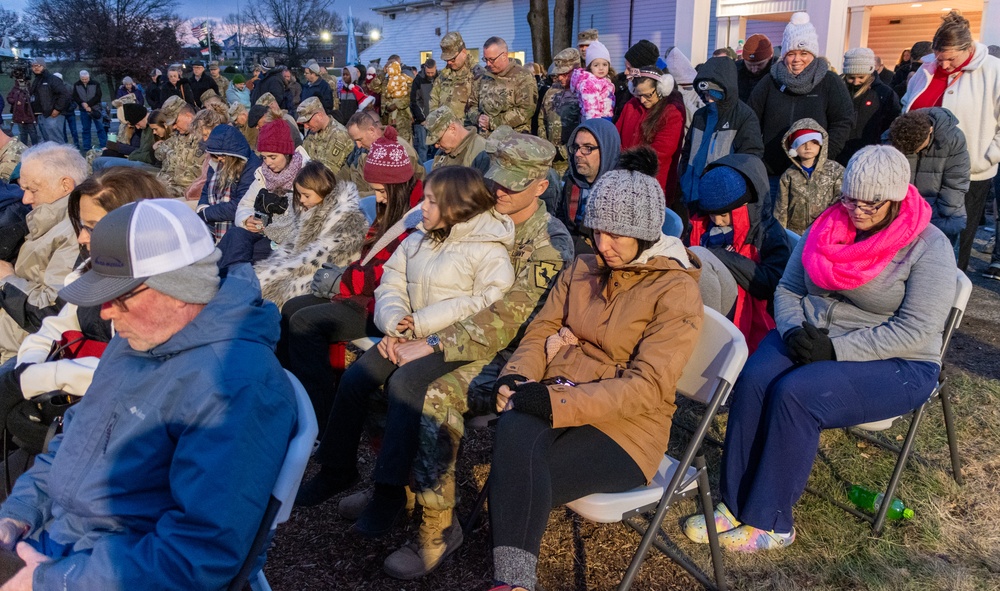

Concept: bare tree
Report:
left=527, top=0, right=551, bottom=68
left=0, top=8, right=35, bottom=43
left=28, top=0, right=182, bottom=88
left=242, top=0, right=332, bottom=67
left=552, top=0, right=574, bottom=56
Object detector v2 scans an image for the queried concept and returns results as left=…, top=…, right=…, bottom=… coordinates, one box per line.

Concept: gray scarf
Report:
left=771, top=57, right=829, bottom=95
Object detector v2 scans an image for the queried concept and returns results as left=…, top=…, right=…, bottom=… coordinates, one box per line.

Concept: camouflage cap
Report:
left=200, top=88, right=220, bottom=104
left=578, top=29, right=599, bottom=45
left=424, top=105, right=459, bottom=145
left=484, top=126, right=557, bottom=192
left=296, top=96, right=325, bottom=123
left=208, top=60, right=220, bottom=69
left=228, top=101, right=247, bottom=119
left=160, top=95, right=186, bottom=125
left=255, top=92, right=277, bottom=107
left=440, top=31, right=466, bottom=61
left=548, top=47, right=581, bottom=75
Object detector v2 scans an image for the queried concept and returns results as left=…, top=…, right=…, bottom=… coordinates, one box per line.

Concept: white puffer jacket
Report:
left=902, top=43, right=1000, bottom=181
left=374, top=208, right=516, bottom=338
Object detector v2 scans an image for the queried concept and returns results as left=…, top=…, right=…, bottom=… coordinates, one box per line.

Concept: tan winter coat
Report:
left=501, top=236, right=704, bottom=481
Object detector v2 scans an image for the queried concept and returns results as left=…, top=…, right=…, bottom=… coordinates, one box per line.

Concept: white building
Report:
left=360, top=0, right=999, bottom=71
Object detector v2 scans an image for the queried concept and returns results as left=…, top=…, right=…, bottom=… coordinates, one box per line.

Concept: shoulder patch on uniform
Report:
left=534, top=261, right=558, bottom=288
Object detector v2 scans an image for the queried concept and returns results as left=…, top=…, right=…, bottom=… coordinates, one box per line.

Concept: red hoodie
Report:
left=615, top=95, right=686, bottom=205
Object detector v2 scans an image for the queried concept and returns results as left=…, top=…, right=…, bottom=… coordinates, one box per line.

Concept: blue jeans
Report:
left=720, top=330, right=939, bottom=533
left=63, top=110, right=79, bottom=146
left=990, top=173, right=1000, bottom=267
left=412, top=123, right=428, bottom=163
left=78, top=110, right=107, bottom=151
left=15, top=123, right=39, bottom=146
left=37, top=115, right=66, bottom=144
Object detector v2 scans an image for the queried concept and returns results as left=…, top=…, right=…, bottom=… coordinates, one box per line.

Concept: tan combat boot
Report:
left=383, top=506, right=463, bottom=579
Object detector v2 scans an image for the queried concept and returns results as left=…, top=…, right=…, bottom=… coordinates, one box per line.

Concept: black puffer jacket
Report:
left=679, top=57, right=764, bottom=208
left=736, top=57, right=776, bottom=103
left=890, top=107, right=969, bottom=240
left=29, top=69, right=72, bottom=115
left=748, top=58, right=855, bottom=176
left=838, top=77, right=900, bottom=165
left=251, top=68, right=290, bottom=110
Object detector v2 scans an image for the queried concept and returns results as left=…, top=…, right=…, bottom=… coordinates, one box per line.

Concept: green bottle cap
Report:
left=903, top=508, right=914, bottom=519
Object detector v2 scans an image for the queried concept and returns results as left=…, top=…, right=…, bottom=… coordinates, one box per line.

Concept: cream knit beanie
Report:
left=842, top=145, right=911, bottom=203
left=782, top=12, right=820, bottom=58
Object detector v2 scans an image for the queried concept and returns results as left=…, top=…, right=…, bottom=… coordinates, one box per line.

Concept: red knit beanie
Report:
left=257, top=119, right=294, bottom=155
left=363, top=126, right=414, bottom=184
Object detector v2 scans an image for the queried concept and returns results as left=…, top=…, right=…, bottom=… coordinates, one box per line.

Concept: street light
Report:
left=320, top=30, right=332, bottom=42
left=370, top=29, right=381, bottom=41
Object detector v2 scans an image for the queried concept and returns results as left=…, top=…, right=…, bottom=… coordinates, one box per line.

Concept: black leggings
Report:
left=489, top=410, right=645, bottom=556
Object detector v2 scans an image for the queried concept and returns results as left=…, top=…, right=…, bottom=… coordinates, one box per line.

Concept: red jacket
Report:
left=616, top=95, right=686, bottom=205
left=688, top=206, right=775, bottom=352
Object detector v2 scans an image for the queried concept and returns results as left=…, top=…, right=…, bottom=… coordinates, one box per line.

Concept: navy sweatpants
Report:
left=720, top=330, right=939, bottom=533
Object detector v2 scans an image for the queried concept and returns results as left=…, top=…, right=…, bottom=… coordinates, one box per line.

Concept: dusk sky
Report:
left=6, top=0, right=382, bottom=33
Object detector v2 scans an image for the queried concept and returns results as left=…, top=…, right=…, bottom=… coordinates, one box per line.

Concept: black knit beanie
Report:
left=122, top=103, right=148, bottom=126
left=625, top=40, right=660, bottom=69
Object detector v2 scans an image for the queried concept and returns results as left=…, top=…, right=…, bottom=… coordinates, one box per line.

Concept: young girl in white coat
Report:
left=297, top=166, right=515, bottom=540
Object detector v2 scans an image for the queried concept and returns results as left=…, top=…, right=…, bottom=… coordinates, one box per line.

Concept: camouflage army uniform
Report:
left=0, top=137, right=26, bottom=182
left=467, top=62, right=538, bottom=136
left=211, top=73, right=230, bottom=100
left=540, top=85, right=581, bottom=176
left=382, top=95, right=413, bottom=144
left=411, top=130, right=574, bottom=511
left=156, top=132, right=204, bottom=198
left=425, top=106, right=488, bottom=171
left=298, top=98, right=353, bottom=173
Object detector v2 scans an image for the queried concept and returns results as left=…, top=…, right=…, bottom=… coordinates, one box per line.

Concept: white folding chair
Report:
left=229, top=371, right=319, bottom=591
left=807, top=270, right=972, bottom=535
left=566, top=307, right=748, bottom=591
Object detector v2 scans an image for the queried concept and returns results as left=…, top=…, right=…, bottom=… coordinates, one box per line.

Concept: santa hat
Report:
left=787, top=128, right=823, bottom=157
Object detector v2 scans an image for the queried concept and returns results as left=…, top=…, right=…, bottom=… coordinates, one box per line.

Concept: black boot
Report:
left=350, top=483, right=406, bottom=537
left=294, top=465, right=358, bottom=507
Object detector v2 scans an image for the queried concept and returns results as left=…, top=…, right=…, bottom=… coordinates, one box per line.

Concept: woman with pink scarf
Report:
left=683, top=145, right=956, bottom=552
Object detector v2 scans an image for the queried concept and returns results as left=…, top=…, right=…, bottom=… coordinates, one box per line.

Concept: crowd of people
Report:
left=0, top=7, right=995, bottom=590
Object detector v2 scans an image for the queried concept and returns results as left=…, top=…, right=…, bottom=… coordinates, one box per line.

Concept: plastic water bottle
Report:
left=848, top=485, right=914, bottom=520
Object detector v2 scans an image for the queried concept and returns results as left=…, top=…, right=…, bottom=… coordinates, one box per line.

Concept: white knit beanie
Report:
left=585, top=40, right=612, bottom=69
left=843, top=47, right=876, bottom=75
left=842, top=145, right=911, bottom=203
left=782, top=12, right=820, bottom=58
left=665, top=47, right=698, bottom=85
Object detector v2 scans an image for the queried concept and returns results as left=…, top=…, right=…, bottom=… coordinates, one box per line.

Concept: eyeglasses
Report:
left=840, top=196, right=889, bottom=215
left=79, top=224, right=96, bottom=236
left=110, top=285, right=150, bottom=312
left=482, top=53, right=506, bottom=65
left=632, top=89, right=657, bottom=100
left=571, top=143, right=599, bottom=155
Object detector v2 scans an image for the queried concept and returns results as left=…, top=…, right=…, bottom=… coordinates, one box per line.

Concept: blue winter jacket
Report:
left=300, top=77, right=334, bottom=113
left=0, top=264, right=297, bottom=591
left=199, top=124, right=263, bottom=224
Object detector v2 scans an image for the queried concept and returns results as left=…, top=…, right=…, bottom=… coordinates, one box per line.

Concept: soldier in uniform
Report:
left=297, top=97, right=354, bottom=174
left=577, top=29, right=599, bottom=64
left=340, top=110, right=425, bottom=196
left=430, top=32, right=476, bottom=122
left=229, top=102, right=258, bottom=151
left=254, top=92, right=303, bottom=146
left=424, top=106, right=489, bottom=174
left=540, top=48, right=582, bottom=176
left=0, top=130, right=26, bottom=183
left=209, top=61, right=230, bottom=99
left=155, top=96, right=203, bottom=198
left=468, top=37, right=538, bottom=136
left=377, top=126, right=574, bottom=580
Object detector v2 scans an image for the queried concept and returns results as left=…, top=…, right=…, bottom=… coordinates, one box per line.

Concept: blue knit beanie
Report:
left=697, top=166, right=750, bottom=214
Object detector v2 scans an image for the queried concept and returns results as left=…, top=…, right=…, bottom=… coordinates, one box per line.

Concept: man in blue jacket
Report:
left=0, top=199, right=297, bottom=590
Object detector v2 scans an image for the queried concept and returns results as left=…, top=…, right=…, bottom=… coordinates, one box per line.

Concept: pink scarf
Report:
left=261, top=151, right=304, bottom=193
left=803, top=185, right=931, bottom=291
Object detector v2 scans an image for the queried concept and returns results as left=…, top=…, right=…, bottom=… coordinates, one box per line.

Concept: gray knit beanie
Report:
left=145, top=249, right=222, bottom=304
left=842, top=145, right=911, bottom=203
left=584, top=149, right=665, bottom=241
left=843, top=47, right=876, bottom=75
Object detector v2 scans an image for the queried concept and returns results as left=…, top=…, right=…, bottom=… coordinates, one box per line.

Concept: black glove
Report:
left=801, top=322, right=836, bottom=362
left=783, top=326, right=812, bottom=364
left=510, top=382, right=553, bottom=421
left=491, top=374, right=527, bottom=406
left=253, top=188, right=288, bottom=217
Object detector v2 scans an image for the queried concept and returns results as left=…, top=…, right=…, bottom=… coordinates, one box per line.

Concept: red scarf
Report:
left=689, top=206, right=774, bottom=353
left=909, top=50, right=974, bottom=110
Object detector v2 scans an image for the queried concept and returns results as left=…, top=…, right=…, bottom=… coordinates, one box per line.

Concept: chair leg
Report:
left=873, top=402, right=927, bottom=535
left=617, top=484, right=682, bottom=591
left=938, top=379, right=963, bottom=486
left=695, top=454, right=726, bottom=591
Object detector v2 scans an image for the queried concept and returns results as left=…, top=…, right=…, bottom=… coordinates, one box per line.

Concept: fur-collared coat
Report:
left=256, top=181, right=368, bottom=308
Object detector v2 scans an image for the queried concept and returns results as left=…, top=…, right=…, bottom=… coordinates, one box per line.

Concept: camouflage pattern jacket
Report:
left=467, top=62, right=537, bottom=135
left=156, top=132, right=204, bottom=198
left=540, top=85, right=581, bottom=174
left=0, top=138, right=26, bottom=182
left=776, top=119, right=845, bottom=235
left=303, top=118, right=354, bottom=174
left=430, top=128, right=489, bottom=173
left=430, top=61, right=475, bottom=121
left=438, top=202, right=574, bottom=364
left=212, top=74, right=230, bottom=100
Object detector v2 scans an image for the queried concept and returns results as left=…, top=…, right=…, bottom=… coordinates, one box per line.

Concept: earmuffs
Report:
left=627, top=70, right=676, bottom=98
